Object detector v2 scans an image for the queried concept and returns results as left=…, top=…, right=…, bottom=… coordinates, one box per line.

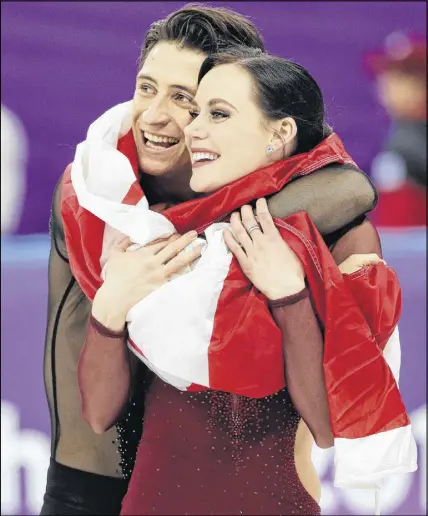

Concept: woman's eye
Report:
left=189, top=110, right=200, bottom=120
left=211, top=110, right=229, bottom=120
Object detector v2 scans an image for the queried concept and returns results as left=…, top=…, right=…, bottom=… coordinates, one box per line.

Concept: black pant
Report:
left=40, top=458, right=129, bottom=515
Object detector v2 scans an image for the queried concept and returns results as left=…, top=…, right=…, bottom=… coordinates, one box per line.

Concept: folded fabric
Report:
left=62, top=102, right=417, bottom=495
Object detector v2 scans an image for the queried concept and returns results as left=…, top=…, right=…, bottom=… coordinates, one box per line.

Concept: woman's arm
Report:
left=267, top=165, right=377, bottom=234
left=270, top=217, right=384, bottom=448
left=77, top=315, right=135, bottom=434
left=270, top=290, right=333, bottom=448
left=77, top=231, right=204, bottom=434
left=224, top=201, right=385, bottom=448
left=223, top=200, right=333, bottom=447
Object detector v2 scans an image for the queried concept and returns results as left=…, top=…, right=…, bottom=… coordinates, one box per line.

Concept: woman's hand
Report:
left=92, top=231, right=203, bottom=331
left=223, top=198, right=305, bottom=301
left=338, top=253, right=385, bottom=274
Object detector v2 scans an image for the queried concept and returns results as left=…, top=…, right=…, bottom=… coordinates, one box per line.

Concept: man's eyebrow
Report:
left=136, top=73, right=157, bottom=84
left=136, top=74, right=196, bottom=96
left=208, top=98, right=237, bottom=111
left=170, top=84, right=197, bottom=96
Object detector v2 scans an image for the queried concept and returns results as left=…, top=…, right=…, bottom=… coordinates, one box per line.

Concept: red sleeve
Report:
left=77, top=314, right=133, bottom=434
left=332, top=218, right=402, bottom=350
left=270, top=217, right=393, bottom=448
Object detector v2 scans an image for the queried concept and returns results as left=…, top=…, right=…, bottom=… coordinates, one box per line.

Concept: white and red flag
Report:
left=62, top=102, right=417, bottom=496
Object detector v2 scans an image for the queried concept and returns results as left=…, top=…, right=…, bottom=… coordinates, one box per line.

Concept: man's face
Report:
left=132, top=42, right=206, bottom=177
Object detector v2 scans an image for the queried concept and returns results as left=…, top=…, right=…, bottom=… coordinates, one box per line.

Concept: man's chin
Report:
left=138, top=155, right=174, bottom=176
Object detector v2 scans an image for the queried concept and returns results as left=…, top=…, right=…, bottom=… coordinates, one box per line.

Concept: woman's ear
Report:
left=278, top=117, right=297, bottom=144
left=266, top=117, right=298, bottom=160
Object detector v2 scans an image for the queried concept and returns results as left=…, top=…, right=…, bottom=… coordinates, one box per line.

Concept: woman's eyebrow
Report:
left=208, top=98, right=237, bottom=111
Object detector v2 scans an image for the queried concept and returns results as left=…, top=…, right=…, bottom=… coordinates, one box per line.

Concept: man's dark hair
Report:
left=199, top=47, right=332, bottom=155
left=138, top=3, right=265, bottom=69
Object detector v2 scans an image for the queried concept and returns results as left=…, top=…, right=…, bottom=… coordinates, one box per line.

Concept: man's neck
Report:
left=139, top=168, right=199, bottom=205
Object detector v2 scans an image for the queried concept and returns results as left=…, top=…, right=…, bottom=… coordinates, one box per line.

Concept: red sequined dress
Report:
left=78, top=217, right=383, bottom=515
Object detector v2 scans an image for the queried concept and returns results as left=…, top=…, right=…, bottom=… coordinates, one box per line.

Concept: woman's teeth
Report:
left=192, top=152, right=219, bottom=163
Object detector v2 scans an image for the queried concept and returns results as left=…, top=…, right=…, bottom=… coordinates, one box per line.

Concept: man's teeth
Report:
left=192, top=152, right=218, bottom=163
left=144, top=131, right=179, bottom=144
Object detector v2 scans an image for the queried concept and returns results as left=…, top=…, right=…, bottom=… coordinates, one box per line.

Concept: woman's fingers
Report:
left=223, top=228, right=248, bottom=265
left=145, top=234, right=180, bottom=254
left=163, top=244, right=204, bottom=278
left=230, top=212, right=253, bottom=252
left=240, top=205, right=263, bottom=243
left=156, top=231, right=198, bottom=264
left=255, top=198, right=278, bottom=237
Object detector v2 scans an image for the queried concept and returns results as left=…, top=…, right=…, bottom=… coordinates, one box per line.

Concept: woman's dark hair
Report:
left=199, top=47, right=332, bottom=155
left=138, top=4, right=265, bottom=69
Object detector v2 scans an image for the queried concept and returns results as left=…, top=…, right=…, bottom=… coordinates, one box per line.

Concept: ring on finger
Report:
left=247, top=224, right=261, bottom=234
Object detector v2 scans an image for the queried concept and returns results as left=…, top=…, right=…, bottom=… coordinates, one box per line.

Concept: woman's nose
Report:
left=184, top=117, right=208, bottom=140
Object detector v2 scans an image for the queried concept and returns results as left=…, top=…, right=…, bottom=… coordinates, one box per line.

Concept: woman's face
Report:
left=184, top=64, right=274, bottom=193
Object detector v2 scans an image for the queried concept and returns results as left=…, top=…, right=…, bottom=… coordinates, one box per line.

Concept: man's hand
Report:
left=338, top=253, right=385, bottom=275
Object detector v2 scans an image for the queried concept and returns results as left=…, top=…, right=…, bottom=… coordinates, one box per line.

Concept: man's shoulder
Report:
left=320, top=162, right=362, bottom=173
left=62, top=162, right=73, bottom=183
left=50, top=163, right=75, bottom=223
left=59, top=163, right=75, bottom=202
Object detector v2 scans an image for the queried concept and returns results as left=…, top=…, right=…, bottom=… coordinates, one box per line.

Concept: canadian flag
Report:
left=62, top=102, right=417, bottom=501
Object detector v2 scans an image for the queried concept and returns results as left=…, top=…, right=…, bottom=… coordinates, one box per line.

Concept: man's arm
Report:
left=267, top=165, right=377, bottom=234
left=43, top=174, right=126, bottom=474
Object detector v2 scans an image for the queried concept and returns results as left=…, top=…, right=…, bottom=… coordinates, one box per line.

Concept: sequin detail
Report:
left=121, top=378, right=320, bottom=515
left=116, top=364, right=152, bottom=479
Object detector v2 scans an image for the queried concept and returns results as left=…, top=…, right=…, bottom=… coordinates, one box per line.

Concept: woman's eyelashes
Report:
left=188, top=109, right=230, bottom=121
left=210, top=109, right=230, bottom=120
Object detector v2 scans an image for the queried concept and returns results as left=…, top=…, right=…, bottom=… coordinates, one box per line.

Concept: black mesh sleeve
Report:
left=267, top=164, right=378, bottom=234
left=42, top=175, right=124, bottom=477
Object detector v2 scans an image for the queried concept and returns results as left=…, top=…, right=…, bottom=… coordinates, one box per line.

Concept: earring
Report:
left=266, top=145, right=274, bottom=154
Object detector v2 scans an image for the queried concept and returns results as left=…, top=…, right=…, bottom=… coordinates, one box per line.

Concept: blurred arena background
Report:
left=1, top=2, right=426, bottom=515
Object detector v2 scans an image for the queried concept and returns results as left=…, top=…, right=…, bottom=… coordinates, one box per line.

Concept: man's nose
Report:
left=142, top=98, right=170, bottom=125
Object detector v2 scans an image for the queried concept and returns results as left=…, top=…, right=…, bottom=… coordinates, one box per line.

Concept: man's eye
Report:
left=189, top=110, right=200, bottom=120
left=139, top=84, right=155, bottom=94
left=175, top=93, right=193, bottom=103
